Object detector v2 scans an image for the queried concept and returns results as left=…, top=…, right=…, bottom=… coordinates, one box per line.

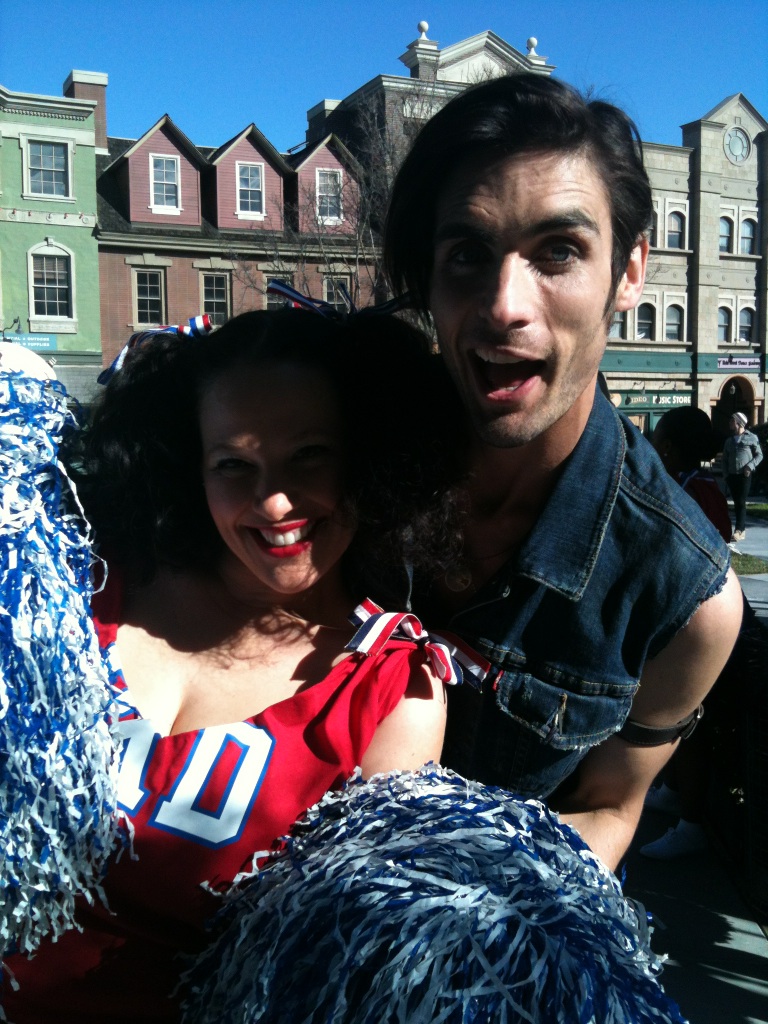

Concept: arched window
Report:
left=739, top=308, right=755, bottom=343
left=26, top=239, right=77, bottom=333
left=665, top=305, right=684, bottom=341
left=717, top=306, right=732, bottom=344
left=719, top=217, right=733, bottom=253
left=649, top=210, right=658, bottom=248
left=609, top=310, right=626, bottom=339
left=740, top=219, right=757, bottom=255
left=637, top=303, right=655, bottom=340
left=667, top=212, right=685, bottom=249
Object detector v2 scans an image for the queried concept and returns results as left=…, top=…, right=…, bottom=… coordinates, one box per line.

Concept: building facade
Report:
left=1, top=25, right=764, bottom=427
left=603, top=93, right=766, bottom=438
left=0, top=72, right=103, bottom=401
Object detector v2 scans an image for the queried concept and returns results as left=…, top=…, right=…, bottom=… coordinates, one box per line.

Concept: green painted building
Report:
left=0, top=72, right=103, bottom=403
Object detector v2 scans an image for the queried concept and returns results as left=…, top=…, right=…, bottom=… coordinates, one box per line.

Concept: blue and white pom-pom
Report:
left=0, top=368, right=122, bottom=962
left=181, top=766, right=686, bottom=1024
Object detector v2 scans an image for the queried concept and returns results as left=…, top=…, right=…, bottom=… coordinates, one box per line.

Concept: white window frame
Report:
left=717, top=301, right=734, bottom=345
left=20, top=134, right=75, bottom=203
left=27, top=238, right=78, bottom=333
left=316, top=168, right=343, bottom=225
left=323, top=275, right=351, bottom=312
left=738, top=305, right=756, bottom=343
left=719, top=215, right=734, bottom=254
left=608, top=310, right=626, bottom=339
left=133, top=268, right=166, bottom=326
left=649, top=199, right=660, bottom=248
left=235, top=161, right=265, bottom=220
left=635, top=300, right=657, bottom=341
left=739, top=217, right=758, bottom=256
left=663, top=199, right=689, bottom=251
left=149, top=153, right=181, bottom=215
left=264, top=275, right=294, bottom=310
left=200, top=271, right=230, bottom=326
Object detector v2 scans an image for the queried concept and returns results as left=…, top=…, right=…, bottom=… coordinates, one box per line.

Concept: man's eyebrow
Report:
left=433, top=221, right=495, bottom=245
left=433, top=210, right=601, bottom=244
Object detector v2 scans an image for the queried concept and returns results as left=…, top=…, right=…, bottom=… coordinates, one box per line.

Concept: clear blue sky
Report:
left=1, top=0, right=766, bottom=153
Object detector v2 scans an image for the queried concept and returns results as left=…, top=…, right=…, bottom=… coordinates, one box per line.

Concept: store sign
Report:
left=4, top=334, right=58, bottom=351
left=717, top=356, right=760, bottom=371
left=623, top=392, right=691, bottom=407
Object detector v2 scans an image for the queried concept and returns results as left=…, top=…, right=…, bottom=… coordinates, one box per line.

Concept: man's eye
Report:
left=543, top=243, right=579, bottom=265
left=449, top=241, right=490, bottom=265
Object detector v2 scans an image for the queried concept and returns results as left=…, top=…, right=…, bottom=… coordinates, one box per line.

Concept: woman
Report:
left=723, top=411, right=762, bottom=542
left=4, top=309, right=465, bottom=1022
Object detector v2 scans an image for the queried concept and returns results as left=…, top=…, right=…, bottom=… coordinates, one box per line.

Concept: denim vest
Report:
left=434, top=392, right=730, bottom=798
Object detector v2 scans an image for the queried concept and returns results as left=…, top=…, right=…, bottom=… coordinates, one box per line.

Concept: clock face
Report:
left=725, top=127, right=750, bottom=164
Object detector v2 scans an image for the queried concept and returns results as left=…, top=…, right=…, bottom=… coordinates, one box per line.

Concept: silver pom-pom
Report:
left=0, top=371, right=122, bottom=965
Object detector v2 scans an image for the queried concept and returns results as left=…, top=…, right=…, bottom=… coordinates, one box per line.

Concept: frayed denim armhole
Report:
left=647, top=557, right=731, bottom=660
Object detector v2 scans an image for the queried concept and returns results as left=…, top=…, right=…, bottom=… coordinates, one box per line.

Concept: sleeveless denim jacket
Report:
left=437, top=392, right=730, bottom=798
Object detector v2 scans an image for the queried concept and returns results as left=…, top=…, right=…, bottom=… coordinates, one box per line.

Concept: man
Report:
left=383, top=74, right=743, bottom=871
left=723, top=411, right=762, bottom=541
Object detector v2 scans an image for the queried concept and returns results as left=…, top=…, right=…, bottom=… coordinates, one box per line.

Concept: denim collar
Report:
left=513, top=389, right=625, bottom=601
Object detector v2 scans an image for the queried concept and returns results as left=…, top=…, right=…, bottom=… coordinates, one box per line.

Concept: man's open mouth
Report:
left=472, top=350, right=545, bottom=395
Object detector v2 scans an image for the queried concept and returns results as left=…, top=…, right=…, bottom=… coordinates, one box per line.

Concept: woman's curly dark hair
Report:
left=73, top=309, right=465, bottom=605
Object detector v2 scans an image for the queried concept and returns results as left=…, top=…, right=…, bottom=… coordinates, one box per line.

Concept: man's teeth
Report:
left=259, top=524, right=311, bottom=546
left=476, top=350, right=526, bottom=365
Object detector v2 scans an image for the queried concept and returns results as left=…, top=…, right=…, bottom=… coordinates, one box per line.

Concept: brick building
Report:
left=1, top=23, right=764, bottom=425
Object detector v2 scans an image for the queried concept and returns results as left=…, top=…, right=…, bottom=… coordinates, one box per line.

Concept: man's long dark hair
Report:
left=385, top=73, right=653, bottom=313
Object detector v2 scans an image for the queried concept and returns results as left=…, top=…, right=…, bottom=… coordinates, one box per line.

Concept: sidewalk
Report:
left=622, top=509, right=768, bottom=1023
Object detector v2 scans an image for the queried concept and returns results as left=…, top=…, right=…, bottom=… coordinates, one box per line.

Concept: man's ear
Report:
left=614, top=236, right=649, bottom=312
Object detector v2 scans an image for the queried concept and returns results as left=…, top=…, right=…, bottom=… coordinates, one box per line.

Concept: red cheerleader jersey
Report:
left=5, top=580, right=435, bottom=1023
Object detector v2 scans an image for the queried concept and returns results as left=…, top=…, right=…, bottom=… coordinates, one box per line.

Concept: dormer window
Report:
left=236, top=162, right=265, bottom=218
left=317, top=169, right=342, bottom=223
left=150, top=155, right=180, bottom=214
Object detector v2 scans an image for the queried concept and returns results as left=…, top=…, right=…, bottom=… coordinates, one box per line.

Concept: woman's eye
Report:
left=293, top=444, right=332, bottom=463
left=213, top=457, right=253, bottom=476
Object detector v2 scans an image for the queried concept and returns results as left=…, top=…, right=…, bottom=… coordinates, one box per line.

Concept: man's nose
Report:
left=479, top=256, right=534, bottom=329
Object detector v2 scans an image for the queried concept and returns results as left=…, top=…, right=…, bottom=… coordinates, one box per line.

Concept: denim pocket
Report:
left=495, top=668, right=635, bottom=751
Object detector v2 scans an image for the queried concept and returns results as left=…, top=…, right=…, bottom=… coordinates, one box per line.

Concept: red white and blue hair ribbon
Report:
left=266, top=281, right=411, bottom=321
left=347, top=599, right=490, bottom=690
left=98, top=314, right=215, bottom=385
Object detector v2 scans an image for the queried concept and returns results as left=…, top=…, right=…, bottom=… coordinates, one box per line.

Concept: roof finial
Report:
left=417, top=21, right=429, bottom=39
left=526, top=37, right=538, bottom=55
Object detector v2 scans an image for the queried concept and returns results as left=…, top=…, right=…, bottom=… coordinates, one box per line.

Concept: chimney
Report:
left=64, top=70, right=109, bottom=153
left=399, top=21, right=440, bottom=82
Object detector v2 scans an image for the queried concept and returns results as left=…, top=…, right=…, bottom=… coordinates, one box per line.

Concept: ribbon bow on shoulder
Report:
left=347, top=598, right=490, bottom=691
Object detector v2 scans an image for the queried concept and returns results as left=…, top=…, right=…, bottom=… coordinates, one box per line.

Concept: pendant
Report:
left=444, top=562, right=473, bottom=592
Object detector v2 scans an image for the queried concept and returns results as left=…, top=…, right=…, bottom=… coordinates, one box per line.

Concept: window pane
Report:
left=739, top=309, right=754, bottom=342
left=317, top=170, right=342, bottom=220
left=238, top=164, right=263, bottom=213
left=740, top=220, right=756, bottom=255
left=636, top=304, right=655, bottom=340
left=665, top=306, right=683, bottom=341
left=29, top=141, right=68, bottom=196
left=152, top=157, right=178, bottom=207
left=33, top=255, right=70, bottom=316
left=719, top=218, right=732, bottom=253
left=608, top=311, right=625, bottom=338
left=137, top=271, right=163, bottom=323
left=324, top=277, right=349, bottom=311
left=717, top=307, right=731, bottom=343
left=667, top=212, right=684, bottom=249
left=265, top=276, right=293, bottom=310
left=202, top=274, right=228, bottom=325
